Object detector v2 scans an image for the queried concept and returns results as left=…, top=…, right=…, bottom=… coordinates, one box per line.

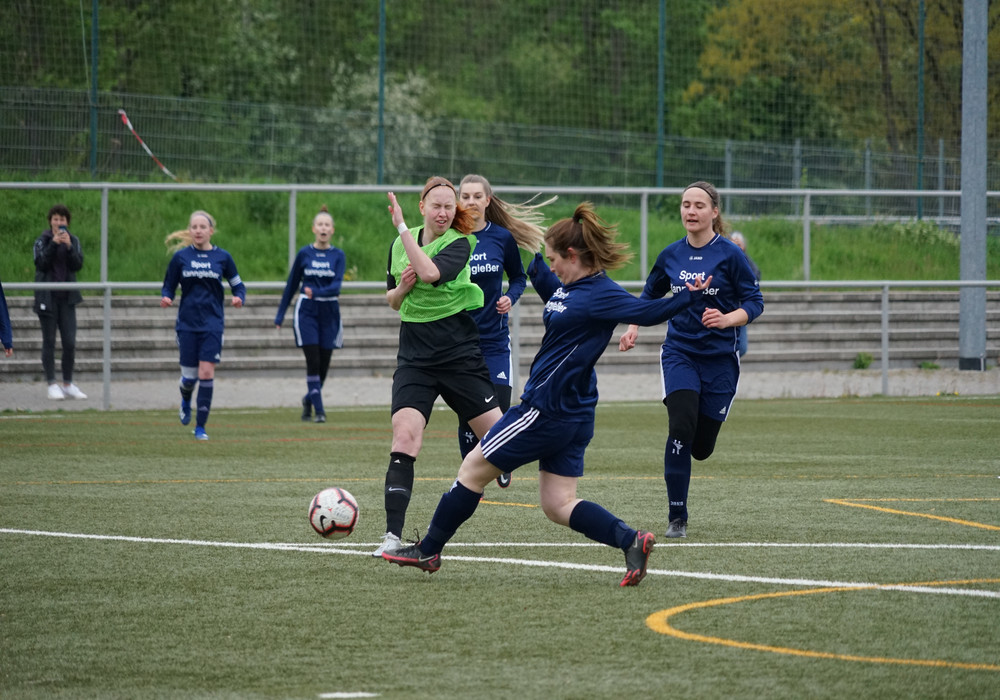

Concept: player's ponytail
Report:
left=165, top=210, right=215, bottom=253
left=545, top=202, right=631, bottom=273
left=459, top=173, right=554, bottom=252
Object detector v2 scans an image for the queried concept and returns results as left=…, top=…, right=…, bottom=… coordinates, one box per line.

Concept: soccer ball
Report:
left=309, top=487, right=359, bottom=539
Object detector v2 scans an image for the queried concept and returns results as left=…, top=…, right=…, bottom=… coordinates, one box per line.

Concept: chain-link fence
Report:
left=2, top=1, right=996, bottom=192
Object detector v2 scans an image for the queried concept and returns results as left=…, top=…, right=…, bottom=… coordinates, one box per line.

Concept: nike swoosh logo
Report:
left=387, top=487, right=408, bottom=493
left=485, top=395, right=494, bottom=403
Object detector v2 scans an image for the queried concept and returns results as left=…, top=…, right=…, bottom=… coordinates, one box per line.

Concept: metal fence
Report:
left=5, top=88, right=999, bottom=195
left=4, top=180, right=999, bottom=282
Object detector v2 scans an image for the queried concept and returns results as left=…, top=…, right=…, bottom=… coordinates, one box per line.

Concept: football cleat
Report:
left=193, top=426, right=209, bottom=441
left=620, top=530, right=656, bottom=587
left=301, top=395, right=312, bottom=421
left=665, top=519, right=687, bottom=539
left=179, top=399, right=191, bottom=425
left=382, top=543, right=441, bottom=573
left=372, top=532, right=401, bottom=558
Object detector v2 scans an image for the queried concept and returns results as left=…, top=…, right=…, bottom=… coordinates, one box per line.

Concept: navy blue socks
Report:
left=568, top=500, right=635, bottom=551
left=421, top=480, right=482, bottom=555
left=664, top=435, right=691, bottom=522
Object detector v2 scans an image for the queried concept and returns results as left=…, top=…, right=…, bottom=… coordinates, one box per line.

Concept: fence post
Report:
left=640, top=191, right=649, bottom=277
left=864, top=140, right=872, bottom=217
left=101, top=187, right=111, bottom=411
left=881, top=285, right=890, bottom=395
left=938, top=138, right=945, bottom=220
left=724, top=140, right=733, bottom=213
left=288, top=189, right=297, bottom=271
left=802, top=192, right=811, bottom=282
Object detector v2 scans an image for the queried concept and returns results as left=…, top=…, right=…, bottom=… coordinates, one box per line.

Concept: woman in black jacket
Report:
left=33, top=204, right=86, bottom=400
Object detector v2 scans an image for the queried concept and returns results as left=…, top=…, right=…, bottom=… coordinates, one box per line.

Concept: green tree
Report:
left=685, top=0, right=1000, bottom=149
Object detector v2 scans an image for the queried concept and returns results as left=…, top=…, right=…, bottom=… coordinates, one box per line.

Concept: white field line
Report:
left=3, top=528, right=998, bottom=599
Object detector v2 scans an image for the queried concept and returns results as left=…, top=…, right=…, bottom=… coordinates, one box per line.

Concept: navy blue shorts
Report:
left=293, top=298, right=343, bottom=350
left=479, top=403, right=594, bottom=478
left=482, top=346, right=514, bottom=388
left=176, top=330, right=223, bottom=366
left=660, top=350, right=739, bottom=421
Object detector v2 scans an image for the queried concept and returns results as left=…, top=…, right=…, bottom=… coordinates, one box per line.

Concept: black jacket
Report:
left=33, top=229, right=84, bottom=314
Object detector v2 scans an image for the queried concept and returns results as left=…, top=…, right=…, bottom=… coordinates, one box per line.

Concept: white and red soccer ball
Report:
left=309, top=487, right=359, bottom=539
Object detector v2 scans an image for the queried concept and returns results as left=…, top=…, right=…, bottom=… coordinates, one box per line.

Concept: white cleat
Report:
left=372, top=532, right=402, bottom=558
left=47, top=384, right=65, bottom=400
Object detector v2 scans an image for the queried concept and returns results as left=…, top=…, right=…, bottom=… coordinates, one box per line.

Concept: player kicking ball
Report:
left=383, top=202, right=711, bottom=586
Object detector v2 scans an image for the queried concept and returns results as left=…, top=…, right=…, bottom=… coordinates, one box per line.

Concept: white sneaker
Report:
left=47, top=384, right=65, bottom=400
left=372, top=532, right=402, bottom=558
left=62, top=384, right=87, bottom=400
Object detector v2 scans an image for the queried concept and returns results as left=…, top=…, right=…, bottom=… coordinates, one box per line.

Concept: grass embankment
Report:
left=2, top=181, right=998, bottom=288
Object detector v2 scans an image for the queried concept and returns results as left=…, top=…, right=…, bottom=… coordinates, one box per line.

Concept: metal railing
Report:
left=4, top=181, right=999, bottom=281
left=5, top=279, right=998, bottom=411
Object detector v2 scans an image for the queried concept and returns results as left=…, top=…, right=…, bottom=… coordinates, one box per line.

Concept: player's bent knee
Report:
left=691, top=444, right=716, bottom=461
left=691, top=416, right=723, bottom=461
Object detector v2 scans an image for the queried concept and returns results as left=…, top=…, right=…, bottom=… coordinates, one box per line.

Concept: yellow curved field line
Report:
left=646, top=579, right=1000, bottom=671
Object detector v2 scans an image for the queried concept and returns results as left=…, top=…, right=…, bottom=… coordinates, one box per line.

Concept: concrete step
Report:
left=3, top=290, right=997, bottom=381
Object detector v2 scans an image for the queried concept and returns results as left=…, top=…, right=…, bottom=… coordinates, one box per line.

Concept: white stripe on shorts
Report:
left=481, top=406, right=539, bottom=461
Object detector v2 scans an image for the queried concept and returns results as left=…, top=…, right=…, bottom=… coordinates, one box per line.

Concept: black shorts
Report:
left=392, top=359, right=500, bottom=425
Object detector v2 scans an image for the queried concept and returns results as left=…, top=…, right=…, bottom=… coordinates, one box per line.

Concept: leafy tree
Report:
left=686, top=0, right=1000, bottom=149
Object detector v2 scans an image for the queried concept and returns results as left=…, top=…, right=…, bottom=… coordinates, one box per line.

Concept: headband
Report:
left=421, top=181, right=455, bottom=200
left=685, top=184, right=719, bottom=208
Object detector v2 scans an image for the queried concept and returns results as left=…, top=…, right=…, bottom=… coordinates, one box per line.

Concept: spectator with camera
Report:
left=33, top=204, right=86, bottom=400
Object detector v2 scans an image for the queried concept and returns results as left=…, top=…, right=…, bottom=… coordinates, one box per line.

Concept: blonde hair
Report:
left=544, top=202, right=632, bottom=272
left=165, top=210, right=216, bottom=253
left=420, top=176, right=475, bottom=235
left=459, top=174, right=554, bottom=252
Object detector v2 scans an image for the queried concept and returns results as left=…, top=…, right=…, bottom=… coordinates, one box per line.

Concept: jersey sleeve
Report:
left=161, top=253, right=182, bottom=299
left=274, top=249, right=306, bottom=325
left=638, top=251, right=674, bottom=301
left=430, top=238, right=471, bottom=286
left=591, top=280, right=695, bottom=327
left=734, top=253, right=764, bottom=324
left=386, top=241, right=397, bottom=291
left=501, top=235, right=527, bottom=305
left=527, top=252, right=561, bottom=302
left=224, top=253, right=246, bottom=303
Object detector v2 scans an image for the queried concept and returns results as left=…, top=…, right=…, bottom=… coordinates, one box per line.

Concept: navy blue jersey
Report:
left=640, top=234, right=763, bottom=356
left=274, top=244, right=346, bottom=325
left=161, top=245, right=246, bottom=333
left=468, top=222, right=527, bottom=355
left=523, top=255, right=696, bottom=421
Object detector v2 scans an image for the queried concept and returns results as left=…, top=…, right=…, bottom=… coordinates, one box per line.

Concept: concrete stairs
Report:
left=2, top=290, right=998, bottom=383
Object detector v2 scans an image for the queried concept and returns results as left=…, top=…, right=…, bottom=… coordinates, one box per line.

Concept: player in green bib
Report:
left=373, top=177, right=503, bottom=557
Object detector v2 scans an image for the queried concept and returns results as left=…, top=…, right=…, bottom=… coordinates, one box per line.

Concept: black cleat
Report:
left=301, top=395, right=312, bottom=421
left=382, top=542, right=441, bottom=573
left=496, top=472, right=512, bottom=488
left=620, top=530, right=656, bottom=587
